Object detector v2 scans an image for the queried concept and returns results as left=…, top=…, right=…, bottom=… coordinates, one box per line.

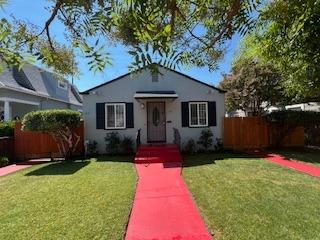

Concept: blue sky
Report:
left=0, top=0, right=241, bottom=92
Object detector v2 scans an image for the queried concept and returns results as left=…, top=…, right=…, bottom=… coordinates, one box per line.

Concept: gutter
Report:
left=0, top=85, right=83, bottom=107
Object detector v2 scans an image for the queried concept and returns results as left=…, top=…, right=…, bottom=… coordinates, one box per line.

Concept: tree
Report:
left=219, top=58, right=286, bottom=116
left=22, top=110, right=81, bottom=161
left=0, top=0, right=261, bottom=73
left=237, top=0, right=320, bottom=100
left=0, top=18, right=78, bottom=77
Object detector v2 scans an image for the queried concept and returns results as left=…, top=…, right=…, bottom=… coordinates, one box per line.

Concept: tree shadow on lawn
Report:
left=25, top=161, right=90, bottom=176
left=182, top=151, right=259, bottom=168
left=271, top=147, right=320, bottom=165
left=95, top=155, right=134, bottom=163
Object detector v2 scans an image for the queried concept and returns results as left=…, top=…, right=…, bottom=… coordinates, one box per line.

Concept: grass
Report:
left=275, top=148, right=320, bottom=166
left=183, top=152, right=320, bottom=240
left=0, top=156, right=137, bottom=240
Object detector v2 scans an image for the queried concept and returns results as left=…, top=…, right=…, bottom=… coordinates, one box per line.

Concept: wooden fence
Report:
left=0, top=137, right=14, bottom=158
left=14, top=122, right=84, bottom=161
left=223, top=117, right=304, bottom=150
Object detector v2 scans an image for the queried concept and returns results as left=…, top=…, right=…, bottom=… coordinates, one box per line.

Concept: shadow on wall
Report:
left=25, top=161, right=90, bottom=176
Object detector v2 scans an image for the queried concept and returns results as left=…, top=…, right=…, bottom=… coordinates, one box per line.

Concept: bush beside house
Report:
left=105, top=132, right=134, bottom=155
left=0, top=121, right=15, bottom=137
left=22, top=109, right=81, bottom=161
left=0, top=121, right=15, bottom=167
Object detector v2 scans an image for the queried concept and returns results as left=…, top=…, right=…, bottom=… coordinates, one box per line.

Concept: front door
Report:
left=147, top=102, right=166, bottom=142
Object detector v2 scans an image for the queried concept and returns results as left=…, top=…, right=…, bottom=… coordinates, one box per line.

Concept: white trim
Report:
left=4, top=101, right=10, bottom=121
left=0, top=97, right=40, bottom=106
left=188, top=102, right=208, bottom=127
left=0, top=85, right=82, bottom=106
left=105, top=103, right=126, bottom=129
left=134, top=93, right=178, bottom=98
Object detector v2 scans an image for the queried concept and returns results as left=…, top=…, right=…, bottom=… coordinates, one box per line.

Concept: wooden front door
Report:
left=147, top=102, right=166, bottom=142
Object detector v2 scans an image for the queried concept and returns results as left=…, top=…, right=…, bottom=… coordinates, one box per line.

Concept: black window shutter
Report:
left=126, top=103, right=134, bottom=128
left=208, top=101, right=217, bottom=126
left=96, top=103, right=105, bottom=129
left=181, top=102, right=189, bottom=127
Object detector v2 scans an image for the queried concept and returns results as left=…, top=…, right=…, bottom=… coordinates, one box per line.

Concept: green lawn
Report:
left=0, top=156, right=137, bottom=240
left=183, top=153, right=320, bottom=240
left=275, top=148, right=320, bottom=166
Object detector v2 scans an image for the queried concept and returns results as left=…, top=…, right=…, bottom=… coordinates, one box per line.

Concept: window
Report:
left=189, top=102, right=208, bottom=127
left=58, top=81, right=68, bottom=90
left=105, top=103, right=126, bottom=129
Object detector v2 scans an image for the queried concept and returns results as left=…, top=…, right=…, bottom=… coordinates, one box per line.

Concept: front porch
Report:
left=134, top=91, right=179, bottom=144
left=0, top=97, right=39, bottom=121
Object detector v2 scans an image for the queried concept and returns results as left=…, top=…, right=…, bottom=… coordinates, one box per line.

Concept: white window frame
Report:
left=188, top=102, right=208, bottom=127
left=105, top=103, right=126, bottom=129
left=58, top=81, right=68, bottom=90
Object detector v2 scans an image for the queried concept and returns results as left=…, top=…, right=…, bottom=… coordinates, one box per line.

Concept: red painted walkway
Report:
left=126, top=145, right=212, bottom=240
left=0, top=159, right=50, bottom=177
left=251, top=151, right=320, bottom=177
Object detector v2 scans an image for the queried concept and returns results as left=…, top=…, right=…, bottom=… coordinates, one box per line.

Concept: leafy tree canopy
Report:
left=235, top=0, right=320, bottom=100
left=219, top=57, right=287, bottom=116
left=0, top=0, right=261, bottom=75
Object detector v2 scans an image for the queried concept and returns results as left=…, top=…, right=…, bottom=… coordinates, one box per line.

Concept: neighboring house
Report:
left=0, top=64, right=83, bottom=121
left=284, top=102, right=320, bottom=112
left=227, top=102, right=320, bottom=117
left=81, top=65, right=226, bottom=153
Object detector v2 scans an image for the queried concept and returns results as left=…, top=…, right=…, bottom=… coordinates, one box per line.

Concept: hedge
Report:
left=22, top=109, right=81, bottom=132
left=265, top=110, right=320, bottom=126
left=0, top=121, right=15, bottom=137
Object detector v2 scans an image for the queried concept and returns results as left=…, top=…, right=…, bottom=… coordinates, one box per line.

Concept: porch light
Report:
left=140, top=103, right=145, bottom=109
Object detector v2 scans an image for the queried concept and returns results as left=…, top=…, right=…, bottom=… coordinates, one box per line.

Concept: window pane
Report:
left=190, top=104, right=198, bottom=126
left=199, top=103, right=207, bottom=125
left=115, top=104, right=125, bottom=127
left=107, top=105, right=115, bottom=128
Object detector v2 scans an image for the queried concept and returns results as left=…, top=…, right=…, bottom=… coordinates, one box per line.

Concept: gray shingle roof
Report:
left=0, top=64, right=82, bottom=105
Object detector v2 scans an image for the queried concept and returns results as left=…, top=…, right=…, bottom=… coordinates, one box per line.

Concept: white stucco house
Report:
left=0, top=64, right=83, bottom=121
left=81, top=65, right=226, bottom=153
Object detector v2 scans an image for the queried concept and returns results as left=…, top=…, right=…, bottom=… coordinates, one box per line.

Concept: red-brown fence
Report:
left=223, top=117, right=304, bottom=150
left=14, top=122, right=84, bottom=161
left=0, top=137, right=14, bottom=158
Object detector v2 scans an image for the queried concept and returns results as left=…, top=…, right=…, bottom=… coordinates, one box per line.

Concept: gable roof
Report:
left=0, top=64, right=82, bottom=105
left=81, top=64, right=226, bottom=94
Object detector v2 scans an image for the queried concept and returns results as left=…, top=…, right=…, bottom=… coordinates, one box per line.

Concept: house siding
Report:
left=0, top=88, right=82, bottom=118
left=82, top=67, right=225, bottom=153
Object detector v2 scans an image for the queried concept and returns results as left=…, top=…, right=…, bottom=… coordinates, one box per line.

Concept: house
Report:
left=284, top=102, right=320, bottom=112
left=0, top=64, right=83, bottom=121
left=81, top=65, right=226, bottom=152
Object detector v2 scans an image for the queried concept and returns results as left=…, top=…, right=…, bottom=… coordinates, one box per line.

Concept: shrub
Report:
left=214, top=138, right=223, bottom=152
left=0, top=156, right=9, bottom=167
left=22, top=109, right=81, bottom=160
left=105, top=133, right=135, bottom=155
left=0, top=121, right=15, bottom=137
left=105, top=132, right=121, bottom=155
left=120, top=136, right=134, bottom=154
left=184, top=139, right=197, bottom=155
left=87, top=140, right=99, bottom=156
left=197, top=129, right=214, bottom=152
left=266, top=110, right=320, bottom=126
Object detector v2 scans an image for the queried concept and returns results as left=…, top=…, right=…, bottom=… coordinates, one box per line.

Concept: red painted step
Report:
left=135, top=144, right=182, bottom=163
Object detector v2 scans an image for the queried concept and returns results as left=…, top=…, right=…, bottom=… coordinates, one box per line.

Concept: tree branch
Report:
left=40, top=0, right=63, bottom=51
